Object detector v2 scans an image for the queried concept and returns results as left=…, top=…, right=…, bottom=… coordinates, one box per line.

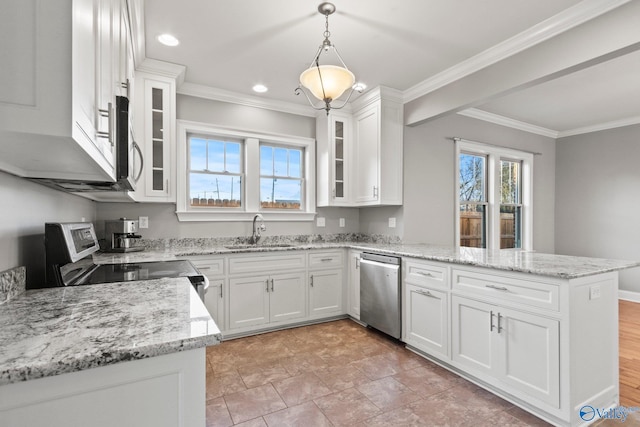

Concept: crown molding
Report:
left=137, top=59, right=186, bottom=84
left=177, top=82, right=317, bottom=117
left=557, top=115, right=640, bottom=138
left=458, top=109, right=558, bottom=138
left=403, top=0, right=632, bottom=103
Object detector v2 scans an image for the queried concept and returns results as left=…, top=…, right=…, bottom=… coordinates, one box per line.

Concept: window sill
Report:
left=175, top=210, right=317, bottom=222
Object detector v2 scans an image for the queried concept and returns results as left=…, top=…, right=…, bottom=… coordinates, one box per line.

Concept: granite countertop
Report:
left=93, top=239, right=640, bottom=279
left=0, top=277, right=221, bottom=386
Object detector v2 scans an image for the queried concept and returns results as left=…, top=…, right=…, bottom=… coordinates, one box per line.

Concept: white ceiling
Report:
left=143, top=0, right=640, bottom=137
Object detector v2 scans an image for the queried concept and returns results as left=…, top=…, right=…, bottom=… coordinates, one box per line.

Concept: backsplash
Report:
left=131, top=233, right=401, bottom=251
left=0, top=266, right=26, bottom=305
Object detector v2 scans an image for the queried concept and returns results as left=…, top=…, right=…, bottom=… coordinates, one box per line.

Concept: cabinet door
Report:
left=353, top=105, right=379, bottom=204
left=94, top=0, right=116, bottom=166
left=451, top=296, right=496, bottom=375
left=228, top=276, right=269, bottom=329
left=269, top=272, right=307, bottom=323
left=404, top=285, right=448, bottom=359
left=498, top=308, right=560, bottom=407
left=309, top=269, right=343, bottom=318
left=204, top=279, right=225, bottom=331
left=348, top=251, right=361, bottom=319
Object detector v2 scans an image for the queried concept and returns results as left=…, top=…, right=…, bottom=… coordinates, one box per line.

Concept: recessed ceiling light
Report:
left=353, top=82, right=367, bottom=92
left=252, top=84, right=268, bottom=93
left=157, top=34, right=179, bottom=47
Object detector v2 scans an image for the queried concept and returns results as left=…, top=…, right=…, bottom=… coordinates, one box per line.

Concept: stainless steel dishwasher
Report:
left=360, top=252, right=401, bottom=339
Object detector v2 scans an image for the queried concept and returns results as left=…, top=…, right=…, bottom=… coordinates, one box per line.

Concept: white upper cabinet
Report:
left=314, top=86, right=403, bottom=207
left=0, top=0, right=129, bottom=182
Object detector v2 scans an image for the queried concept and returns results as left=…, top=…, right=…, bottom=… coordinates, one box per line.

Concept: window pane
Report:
left=260, top=146, right=273, bottom=175
left=260, top=178, right=301, bottom=209
left=289, top=149, right=301, bottom=178
left=500, top=205, right=522, bottom=249
left=190, top=138, right=207, bottom=171
left=501, top=160, right=521, bottom=204
left=207, top=141, right=225, bottom=172
left=226, top=142, right=241, bottom=174
left=190, top=173, right=242, bottom=207
left=274, top=147, right=288, bottom=176
left=459, top=154, right=485, bottom=202
left=459, top=204, right=486, bottom=248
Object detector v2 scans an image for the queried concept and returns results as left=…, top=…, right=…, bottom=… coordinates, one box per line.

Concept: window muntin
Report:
left=500, top=159, right=522, bottom=249
left=188, top=136, right=243, bottom=208
left=459, top=153, right=487, bottom=248
left=259, top=144, right=304, bottom=210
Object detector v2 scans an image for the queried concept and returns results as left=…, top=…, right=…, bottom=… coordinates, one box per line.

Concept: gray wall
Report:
left=0, top=171, right=96, bottom=287
left=360, top=114, right=557, bottom=252
left=555, top=124, right=640, bottom=292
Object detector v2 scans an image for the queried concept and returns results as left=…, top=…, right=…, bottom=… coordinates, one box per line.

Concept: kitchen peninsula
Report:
left=0, top=277, right=221, bottom=427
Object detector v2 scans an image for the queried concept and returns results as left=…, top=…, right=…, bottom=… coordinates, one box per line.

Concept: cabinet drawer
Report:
left=452, top=268, right=559, bottom=311
left=309, top=251, right=343, bottom=269
left=229, top=253, right=306, bottom=275
left=405, top=260, right=448, bottom=290
left=189, top=257, right=225, bottom=277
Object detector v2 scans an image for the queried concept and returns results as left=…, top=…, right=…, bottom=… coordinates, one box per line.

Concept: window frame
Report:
left=455, top=139, right=533, bottom=251
left=258, top=143, right=305, bottom=211
left=176, top=120, right=316, bottom=222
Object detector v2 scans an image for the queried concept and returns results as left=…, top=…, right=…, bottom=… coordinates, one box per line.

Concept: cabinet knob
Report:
left=310, top=275, right=314, bottom=287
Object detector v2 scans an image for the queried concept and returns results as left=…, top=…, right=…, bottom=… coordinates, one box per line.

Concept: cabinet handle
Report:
left=333, top=188, right=336, bottom=198
left=490, top=311, right=495, bottom=332
left=271, top=278, right=274, bottom=292
left=497, top=313, right=503, bottom=333
left=486, top=284, right=509, bottom=291
left=416, top=289, right=435, bottom=298
left=198, top=266, right=211, bottom=270
left=121, top=79, right=130, bottom=98
left=97, top=102, right=113, bottom=145
left=355, top=258, right=360, bottom=269
left=266, top=279, right=270, bottom=292
left=219, top=285, right=223, bottom=299
left=417, top=271, right=433, bottom=277
left=373, top=186, right=378, bottom=198
left=310, top=275, right=314, bottom=287
left=320, top=258, right=333, bottom=262
left=132, top=140, right=144, bottom=183
left=166, top=179, right=169, bottom=193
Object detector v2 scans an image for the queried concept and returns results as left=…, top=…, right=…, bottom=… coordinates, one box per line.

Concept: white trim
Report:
left=458, top=109, right=558, bottom=139
left=402, top=0, right=632, bottom=103
left=178, top=82, right=317, bottom=118
left=618, top=290, right=640, bottom=303
left=176, top=120, right=316, bottom=222
left=137, top=59, right=186, bottom=85
left=557, top=115, right=640, bottom=138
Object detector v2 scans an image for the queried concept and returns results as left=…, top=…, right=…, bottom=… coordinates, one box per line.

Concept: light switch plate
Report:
left=339, top=218, right=345, bottom=227
left=139, top=216, right=149, bottom=229
left=388, top=217, right=397, bottom=228
left=317, top=217, right=326, bottom=227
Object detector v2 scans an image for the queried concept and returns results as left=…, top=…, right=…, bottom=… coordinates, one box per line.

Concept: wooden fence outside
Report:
left=460, top=211, right=516, bottom=248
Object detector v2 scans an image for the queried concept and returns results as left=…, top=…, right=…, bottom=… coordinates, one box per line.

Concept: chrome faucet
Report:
left=250, top=214, right=266, bottom=244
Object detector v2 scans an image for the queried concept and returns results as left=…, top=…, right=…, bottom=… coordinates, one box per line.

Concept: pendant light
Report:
left=295, top=2, right=363, bottom=115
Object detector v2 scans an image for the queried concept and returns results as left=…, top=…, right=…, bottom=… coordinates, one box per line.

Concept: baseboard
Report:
left=619, top=290, right=640, bottom=303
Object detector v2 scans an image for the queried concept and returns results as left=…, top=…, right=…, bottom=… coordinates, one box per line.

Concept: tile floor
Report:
left=205, top=319, right=557, bottom=426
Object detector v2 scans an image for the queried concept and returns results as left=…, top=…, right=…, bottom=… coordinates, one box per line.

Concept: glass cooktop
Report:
left=76, top=260, right=203, bottom=285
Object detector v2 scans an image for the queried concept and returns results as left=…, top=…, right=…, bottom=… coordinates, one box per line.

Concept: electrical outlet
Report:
left=316, top=217, right=326, bottom=227
left=339, top=218, right=345, bottom=227
left=139, top=216, right=149, bottom=229
left=388, top=217, right=397, bottom=228
left=589, top=285, right=601, bottom=300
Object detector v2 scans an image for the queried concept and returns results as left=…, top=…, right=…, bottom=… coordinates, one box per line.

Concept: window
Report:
left=189, top=136, right=242, bottom=208
left=456, top=139, right=532, bottom=250
left=260, top=145, right=303, bottom=210
left=176, top=121, right=316, bottom=221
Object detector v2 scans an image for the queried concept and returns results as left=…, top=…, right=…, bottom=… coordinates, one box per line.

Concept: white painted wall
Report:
left=0, top=171, right=96, bottom=287
left=555, top=124, right=640, bottom=293
left=360, top=114, right=557, bottom=252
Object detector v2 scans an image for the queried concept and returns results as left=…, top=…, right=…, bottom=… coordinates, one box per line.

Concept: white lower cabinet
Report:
left=309, top=269, right=343, bottom=318
left=451, top=295, right=560, bottom=407
left=404, top=284, right=448, bottom=359
left=204, top=279, right=225, bottom=331
left=229, top=272, right=306, bottom=330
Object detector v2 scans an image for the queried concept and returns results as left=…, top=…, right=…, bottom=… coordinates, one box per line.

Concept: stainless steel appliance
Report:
left=105, top=218, right=144, bottom=252
left=42, top=222, right=207, bottom=301
left=360, top=252, right=402, bottom=339
left=29, top=96, right=143, bottom=193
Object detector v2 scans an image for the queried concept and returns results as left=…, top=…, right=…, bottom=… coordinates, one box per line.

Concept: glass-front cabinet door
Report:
left=316, top=111, right=351, bottom=206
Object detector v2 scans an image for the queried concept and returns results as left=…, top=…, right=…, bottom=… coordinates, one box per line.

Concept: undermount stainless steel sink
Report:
left=224, top=243, right=294, bottom=250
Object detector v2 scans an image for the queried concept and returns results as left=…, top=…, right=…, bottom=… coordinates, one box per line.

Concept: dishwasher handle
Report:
left=361, top=252, right=401, bottom=265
